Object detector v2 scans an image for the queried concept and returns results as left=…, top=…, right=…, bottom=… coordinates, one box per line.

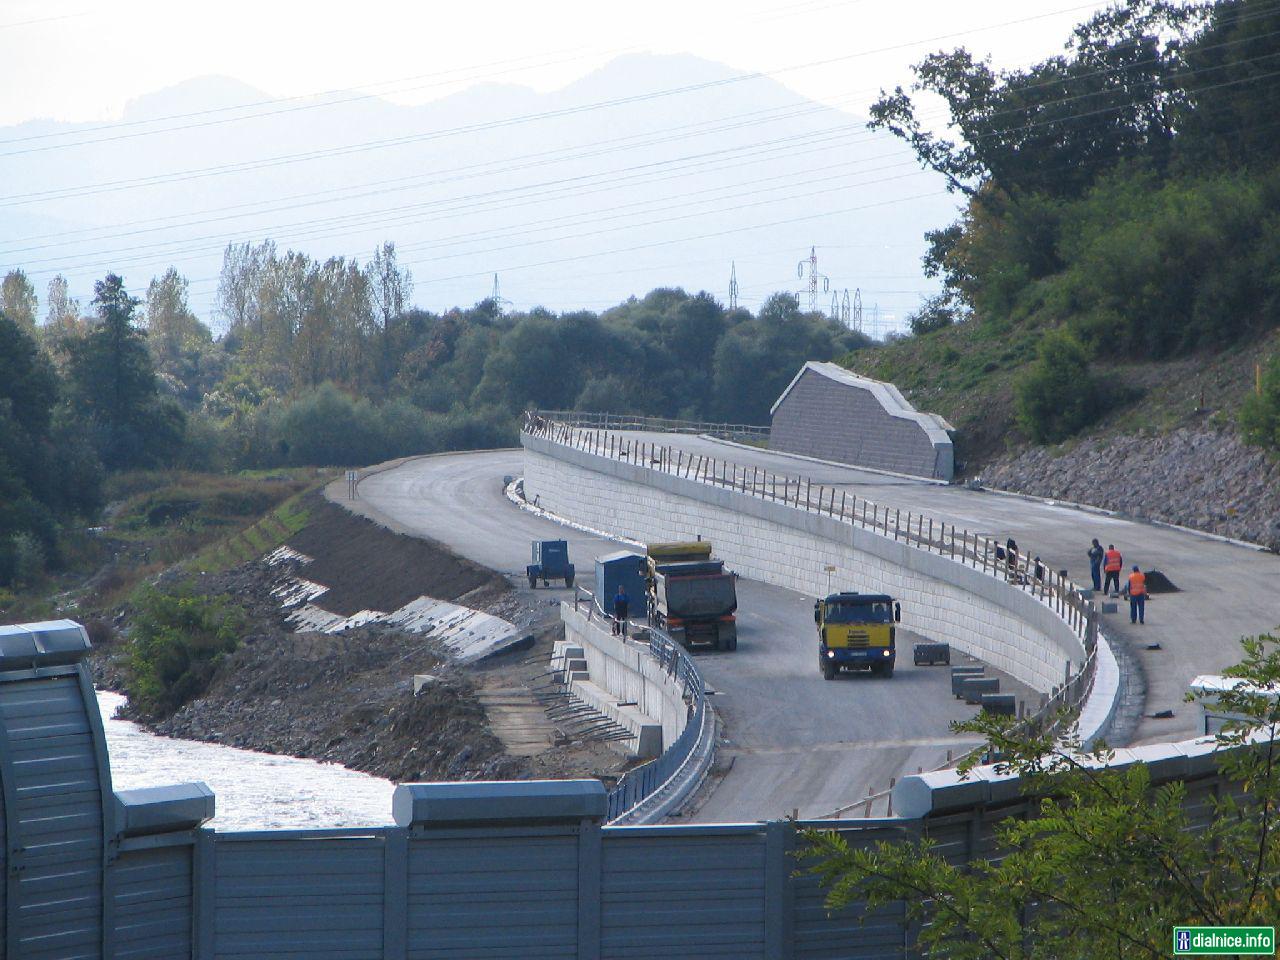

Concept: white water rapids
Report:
left=98, top=690, right=395, bottom=830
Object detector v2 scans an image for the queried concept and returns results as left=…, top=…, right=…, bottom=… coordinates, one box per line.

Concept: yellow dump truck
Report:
left=645, top=542, right=739, bottom=651
left=814, top=592, right=901, bottom=679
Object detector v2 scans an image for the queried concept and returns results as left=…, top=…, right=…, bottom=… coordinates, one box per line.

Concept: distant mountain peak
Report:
left=121, top=75, right=275, bottom=121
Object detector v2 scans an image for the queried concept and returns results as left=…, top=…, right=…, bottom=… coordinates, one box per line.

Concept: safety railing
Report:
left=571, top=587, right=711, bottom=822
left=529, top=409, right=770, bottom=443
left=527, top=413, right=1101, bottom=793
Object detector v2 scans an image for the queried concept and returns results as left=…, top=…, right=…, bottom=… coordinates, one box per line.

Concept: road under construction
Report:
left=346, top=434, right=1280, bottom=822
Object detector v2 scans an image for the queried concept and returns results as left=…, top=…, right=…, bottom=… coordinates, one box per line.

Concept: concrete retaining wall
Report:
left=562, top=604, right=690, bottom=751
left=524, top=434, right=1085, bottom=695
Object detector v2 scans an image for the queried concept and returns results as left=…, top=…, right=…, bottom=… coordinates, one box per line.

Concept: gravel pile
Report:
left=981, top=428, right=1280, bottom=550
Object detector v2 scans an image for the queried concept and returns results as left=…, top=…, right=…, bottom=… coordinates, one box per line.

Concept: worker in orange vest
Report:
left=1103, top=544, right=1123, bottom=596
left=1127, top=565, right=1147, bottom=624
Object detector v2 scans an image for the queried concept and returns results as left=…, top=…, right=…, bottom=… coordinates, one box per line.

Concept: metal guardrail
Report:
left=529, top=413, right=1101, bottom=808
left=570, top=587, right=711, bottom=822
left=530, top=409, right=770, bottom=443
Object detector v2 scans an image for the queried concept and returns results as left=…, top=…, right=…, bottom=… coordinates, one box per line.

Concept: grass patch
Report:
left=188, top=489, right=314, bottom=574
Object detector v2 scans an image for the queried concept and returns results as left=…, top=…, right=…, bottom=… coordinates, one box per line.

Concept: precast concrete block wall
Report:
left=769, top=362, right=955, bottom=480
left=562, top=603, right=690, bottom=749
left=523, top=434, right=1084, bottom=697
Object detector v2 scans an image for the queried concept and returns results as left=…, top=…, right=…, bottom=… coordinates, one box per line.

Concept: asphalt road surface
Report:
left=350, top=449, right=997, bottom=822
left=349, top=440, right=1280, bottom=821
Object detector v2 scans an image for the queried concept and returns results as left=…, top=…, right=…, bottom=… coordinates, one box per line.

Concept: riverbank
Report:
left=91, top=490, right=627, bottom=789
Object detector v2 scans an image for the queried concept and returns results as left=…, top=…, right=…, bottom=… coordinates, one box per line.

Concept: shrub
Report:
left=1240, top=354, right=1280, bottom=452
left=125, top=588, right=245, bottom=719
left=1014, top=329, right=1103, bottom=443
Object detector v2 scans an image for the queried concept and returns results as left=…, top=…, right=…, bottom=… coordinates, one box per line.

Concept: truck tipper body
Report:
left=645, top=543, right=738, bottom=651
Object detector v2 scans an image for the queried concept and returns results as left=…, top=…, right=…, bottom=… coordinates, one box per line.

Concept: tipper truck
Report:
left=645, top=542, right=739, bottom=651
left=815, top=592, right=901, bottom=679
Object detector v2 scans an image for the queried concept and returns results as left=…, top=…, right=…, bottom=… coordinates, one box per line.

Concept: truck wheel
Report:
left=880, top=664, right=894, bottom=679
left=821, top=660, right=837, bottom=680
left=527, top=575, right=537, bottom=589
left=565, top=573, right=575, bottom=588
left=724, top=635, right=737, bottom=652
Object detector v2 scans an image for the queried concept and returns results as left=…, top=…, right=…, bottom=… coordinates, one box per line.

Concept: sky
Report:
left=0, top=0, right=1108, bottom=127
left=0, top=0, right=1131, bottom=330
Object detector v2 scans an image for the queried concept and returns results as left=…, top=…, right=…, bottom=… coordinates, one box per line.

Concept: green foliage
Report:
left=1240, top=354, right=1280, bottom=451
left=907, top=293, right=958, bottom=335
left=125, top=587, right=246, bottom=719
left=0, top=311, right=103, bottom=585
left=874, top=0, right=1280, bottom=415
left=1014, top=329, right=1102, bottom=444
left=65, top=274, right=186, bottom=470
left=802, top=633, right=1280, bottom=958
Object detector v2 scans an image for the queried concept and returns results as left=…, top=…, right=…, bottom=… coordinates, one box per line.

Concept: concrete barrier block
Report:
left=961, top=677, right=1000, bottom=703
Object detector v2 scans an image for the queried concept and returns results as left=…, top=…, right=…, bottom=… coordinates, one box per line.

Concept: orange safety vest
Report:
left=1104, top=549, right=1123, bottom=573
left=1128, top=571, right=1147, bottom=596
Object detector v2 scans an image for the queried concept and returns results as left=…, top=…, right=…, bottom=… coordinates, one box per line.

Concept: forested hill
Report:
left=838, top=0, right=1280, bottom=483
left=0, top=267, right=865, bottom=587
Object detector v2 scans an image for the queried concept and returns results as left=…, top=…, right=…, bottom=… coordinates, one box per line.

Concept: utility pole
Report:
left=795, top=246, right=830, bottom=313
left=729, top=262, right=739, bottom=311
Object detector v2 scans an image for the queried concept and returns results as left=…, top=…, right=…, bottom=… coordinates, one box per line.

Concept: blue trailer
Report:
left=594, top=551, right=647, bottom=617
left=527, top=539, right=575, bottom=588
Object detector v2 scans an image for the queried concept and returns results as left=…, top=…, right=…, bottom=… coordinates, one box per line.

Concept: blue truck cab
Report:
left=527, top=539, right=575, bottom=589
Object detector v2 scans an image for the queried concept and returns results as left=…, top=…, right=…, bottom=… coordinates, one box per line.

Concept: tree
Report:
left=908, top=293, right=959, bottom=335
left=868, top=2, right=1201, bottom=200
left=44, top=274, right=80, bottom=329
left=1, top=269, right=38, bottom=332
left=65, top=274, right=185, bottom=470
left=146, top=267, right=214, bottom=398
left=803, top=633, right=1280, bottom=959
left=0, top=312, right=102, bottom=585
left=367, top=242, right=414, bottom=387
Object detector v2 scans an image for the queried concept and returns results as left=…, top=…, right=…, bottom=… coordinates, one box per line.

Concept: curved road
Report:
left=351, top=450, right=997, bottom=822
left=350, top=441, right=1280, bottom=821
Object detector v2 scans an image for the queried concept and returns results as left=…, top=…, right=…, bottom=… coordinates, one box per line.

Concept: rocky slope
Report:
left=980, top=427, right=1280, bottom=550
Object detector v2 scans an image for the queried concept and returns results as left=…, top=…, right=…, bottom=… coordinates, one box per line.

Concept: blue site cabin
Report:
left=595, top=550, right=647, bottom=617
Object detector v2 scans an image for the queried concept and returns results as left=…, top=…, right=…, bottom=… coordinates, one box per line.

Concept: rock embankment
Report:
left=981, top=427, right=1280, bottom=550
left=150, top=626, right=526, bottom=784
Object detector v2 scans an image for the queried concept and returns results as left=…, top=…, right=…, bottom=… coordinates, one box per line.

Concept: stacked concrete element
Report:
left=550, top=622, right=664, bottom=759
left=769, top=361, right=955, bottom=480
left=523, top=433, right=1090, bottom=700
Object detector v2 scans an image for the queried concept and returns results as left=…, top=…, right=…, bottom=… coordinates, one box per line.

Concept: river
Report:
left=98, top=691, right=394, bottom=830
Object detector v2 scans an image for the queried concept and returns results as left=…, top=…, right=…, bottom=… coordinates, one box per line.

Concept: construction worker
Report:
left=1127, top=565, right=1147, bottom=624
left=1103, top=544, right=1123, bottom=596
left=1087, top=539, right=1104, bottom=592
left=612, top=585, right=629, bottom=637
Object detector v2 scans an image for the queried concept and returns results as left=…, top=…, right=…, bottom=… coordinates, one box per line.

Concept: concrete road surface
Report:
left=348, top=450, right=996, bottom=823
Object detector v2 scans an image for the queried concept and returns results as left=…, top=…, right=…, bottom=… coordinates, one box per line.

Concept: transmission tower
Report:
left=795, top=246, right=830, bottom=313
left=728, top=262, right=739, bottom=311
left=852, top=288, right=864, bottom=333
left=489, top=274, right=513, bottom=316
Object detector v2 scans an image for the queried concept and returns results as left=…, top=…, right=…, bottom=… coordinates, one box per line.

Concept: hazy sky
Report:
left=1, top=0, right=1113, bottom=126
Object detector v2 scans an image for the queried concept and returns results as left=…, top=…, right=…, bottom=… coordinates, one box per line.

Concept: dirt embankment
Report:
left=101, top=490, right=627, bottom=786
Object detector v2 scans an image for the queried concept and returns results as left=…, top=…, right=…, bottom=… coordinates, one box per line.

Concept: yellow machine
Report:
left=814, top=592, right=900, bottom=680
